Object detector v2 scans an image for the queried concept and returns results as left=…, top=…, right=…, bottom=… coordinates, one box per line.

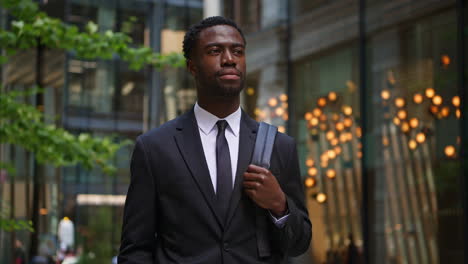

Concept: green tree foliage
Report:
left=0, top=0, right=185, bottom=231
left=0, top=88, right=131, bottom=174
left=0, top=0, right=185, bottom=69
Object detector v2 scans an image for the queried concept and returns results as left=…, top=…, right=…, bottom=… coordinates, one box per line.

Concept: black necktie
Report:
left=216, top=120, right=232, bottom=220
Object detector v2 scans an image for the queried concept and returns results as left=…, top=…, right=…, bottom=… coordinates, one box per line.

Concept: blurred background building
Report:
left=1, top=0, right=467, bottom=263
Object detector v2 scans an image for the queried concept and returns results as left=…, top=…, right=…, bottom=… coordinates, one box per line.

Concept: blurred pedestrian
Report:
left=61, top=247, right=78, bottom=264
left=14, top=239, right=26, bottom=264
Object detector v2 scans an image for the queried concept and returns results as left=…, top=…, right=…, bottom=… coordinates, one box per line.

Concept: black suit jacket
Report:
left=118, top=109, right=311, bottom=264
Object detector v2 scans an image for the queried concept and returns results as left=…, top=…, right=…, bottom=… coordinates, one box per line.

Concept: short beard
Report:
left=217, top=82, right=244, bottom=97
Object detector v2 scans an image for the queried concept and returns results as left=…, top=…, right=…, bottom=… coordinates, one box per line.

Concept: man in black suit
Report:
left=118, top=16, right=311, bottom=264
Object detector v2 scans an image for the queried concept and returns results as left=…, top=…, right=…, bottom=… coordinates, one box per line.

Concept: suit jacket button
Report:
left=223, top=242, right=229, bottom=252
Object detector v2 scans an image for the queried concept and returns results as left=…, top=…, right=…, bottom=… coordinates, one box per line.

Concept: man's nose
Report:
left=221, top=50, right=235, bottom=66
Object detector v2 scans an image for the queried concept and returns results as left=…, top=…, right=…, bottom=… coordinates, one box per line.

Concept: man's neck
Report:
left=197, top=96, right=240, bottom=119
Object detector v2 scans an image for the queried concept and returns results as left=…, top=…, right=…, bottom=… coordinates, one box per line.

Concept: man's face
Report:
left=188, top=25, right=246, bottom=98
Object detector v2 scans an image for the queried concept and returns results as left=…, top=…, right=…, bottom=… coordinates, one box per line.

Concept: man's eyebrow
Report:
left=203, top=42, right=245, bottom=48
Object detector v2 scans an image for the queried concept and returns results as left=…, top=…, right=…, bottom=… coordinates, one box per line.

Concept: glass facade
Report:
left=0, top=0, right=202, bottom=263
left=1, top=0, right=467, bottom=263
left=227, top=0, right=468, bottom=263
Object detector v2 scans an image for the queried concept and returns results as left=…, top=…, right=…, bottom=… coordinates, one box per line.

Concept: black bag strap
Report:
left=252, top=122, right=278, bottom=258
left=251, top=122, right=278, bottom=169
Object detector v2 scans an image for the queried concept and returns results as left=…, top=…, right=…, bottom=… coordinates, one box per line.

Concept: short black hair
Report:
left=183, top=16, right=246, bottom=62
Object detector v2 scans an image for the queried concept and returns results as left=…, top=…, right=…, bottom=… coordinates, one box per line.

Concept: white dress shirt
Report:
left=194, top=102, right=240, bottom=190
left=194, top=103, right=289, bottom=227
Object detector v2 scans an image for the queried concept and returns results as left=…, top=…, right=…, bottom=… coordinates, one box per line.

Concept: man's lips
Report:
left=218, top=69, right=241, bottom=80
left=219, top=74, right=240, bottom=80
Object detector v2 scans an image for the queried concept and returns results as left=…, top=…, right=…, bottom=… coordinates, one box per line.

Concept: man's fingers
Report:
left=243, top=180, right=261, bottom=190
left=243, top=172, right=266, bottom=182
left=244, top=172, right=265, bottom=182
left=246, top=164, right=269, bottom=174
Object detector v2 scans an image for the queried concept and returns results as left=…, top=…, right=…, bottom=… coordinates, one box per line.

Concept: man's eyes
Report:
left=208, top=48, right=221, bottom=54
left=233, top=48, right=244, bottom=55
left=206, top=47, right=244, bottom=55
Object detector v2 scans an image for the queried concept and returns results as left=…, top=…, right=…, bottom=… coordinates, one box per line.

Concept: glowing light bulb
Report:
left=342, top=106, right=353, bottom=116
left=395, top=98, right=405, bottom=108
left=317, top=98, right=327, bottom=107
left=456, top=109, right=461, bottom=119
left=413, top=93, right=423, bottom=104
left=280, top=94, right=288, bottom=102
left=445, top=145, right=456, bottom=157
left=452, top=96, right=460, bottom=107
left=328, top=92, right=338, bottom=101
left=356, top=127, right=362, bottom=138
left=268, top=98, right=278, bottom=107
left=432, top=95, right=443, bottom=106
left=425, top=88, right=435, bottom=98
left=393, top=117, right=401, bottom=126
left=246, top=87, right=255, bottom=96
left=316, top=193, right=327, bottom=203
left=336, top=122, right=345, bottom=131
left=308, top=167, right=318, bottom=176
left=305, top=177, right=316, bottom=188
left=397, top=110, right=407, bottom=120
left=278, top=126, right=286, bottom=133
left=334, top=146, right=342, bottom=155
left=409, top=118, right=419, bottom=128
left=320, top=154, right=329, bottom=162
left=441, top=107, right=450, bottom=118
left=313, top=108, right=323, bottom=117
left=327, top=150, right=337, bottom=159
left=401, top=122, right=410, bottom=133
left=430, top=105, right=439, bottom=114
left=326, top=169, right=336, bottom=179
left=408, top=140, right=417, bottom=150
left=344, top=117, right=353, bottom=128
left=306, top=158, right=314, bottom=167
left=330, top=138, right=339, bottom=146
left=320, top=123, right=328, bottom=131
left=416, top=133, right=426, bottom=143
left=275, top=107, right=285, bottom=116
left=340, top=133, right=348, bottom=143
left=305, top=112, right=313, bottom=120
left=310, top=117, right=319, bottom=126
left=326, top=131, right=336, bottom=141
left=441, top=55, right=451, bottom=66
left=381, top=90, right=391, bottom=100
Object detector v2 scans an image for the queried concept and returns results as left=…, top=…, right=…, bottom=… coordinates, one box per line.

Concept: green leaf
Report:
left=86, top=21, right=98, bottom=34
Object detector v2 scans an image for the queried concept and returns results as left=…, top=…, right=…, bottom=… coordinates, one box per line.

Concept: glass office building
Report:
left=0, top=0, right=202, bottom=262
left=1, top=0, right=467, bottom=263
left=228, top=0, right=468, bottom=263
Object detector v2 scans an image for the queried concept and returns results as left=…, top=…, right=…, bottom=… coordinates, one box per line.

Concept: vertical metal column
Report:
left=285, top=0, right=294, bottom=136
left=358, top=0, right=370, bottom=263
left=148, top=0, right=165, bottom=129
left=457, top=0, right=468, bottom=263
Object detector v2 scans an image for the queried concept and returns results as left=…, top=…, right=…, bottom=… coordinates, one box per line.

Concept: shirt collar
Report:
left=194, top=102, right=241, bottom=137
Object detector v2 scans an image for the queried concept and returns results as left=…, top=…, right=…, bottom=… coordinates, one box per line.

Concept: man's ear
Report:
left=187, top=59, right=197, bottom=77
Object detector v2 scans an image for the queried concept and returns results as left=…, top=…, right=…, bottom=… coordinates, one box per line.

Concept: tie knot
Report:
left=216, top=120, right=228, bottom=132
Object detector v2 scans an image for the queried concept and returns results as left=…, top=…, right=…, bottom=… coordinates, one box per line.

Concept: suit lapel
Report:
left=173, top=109, right=224, bottom=228
left=225, top=111, right=257, bottom=227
